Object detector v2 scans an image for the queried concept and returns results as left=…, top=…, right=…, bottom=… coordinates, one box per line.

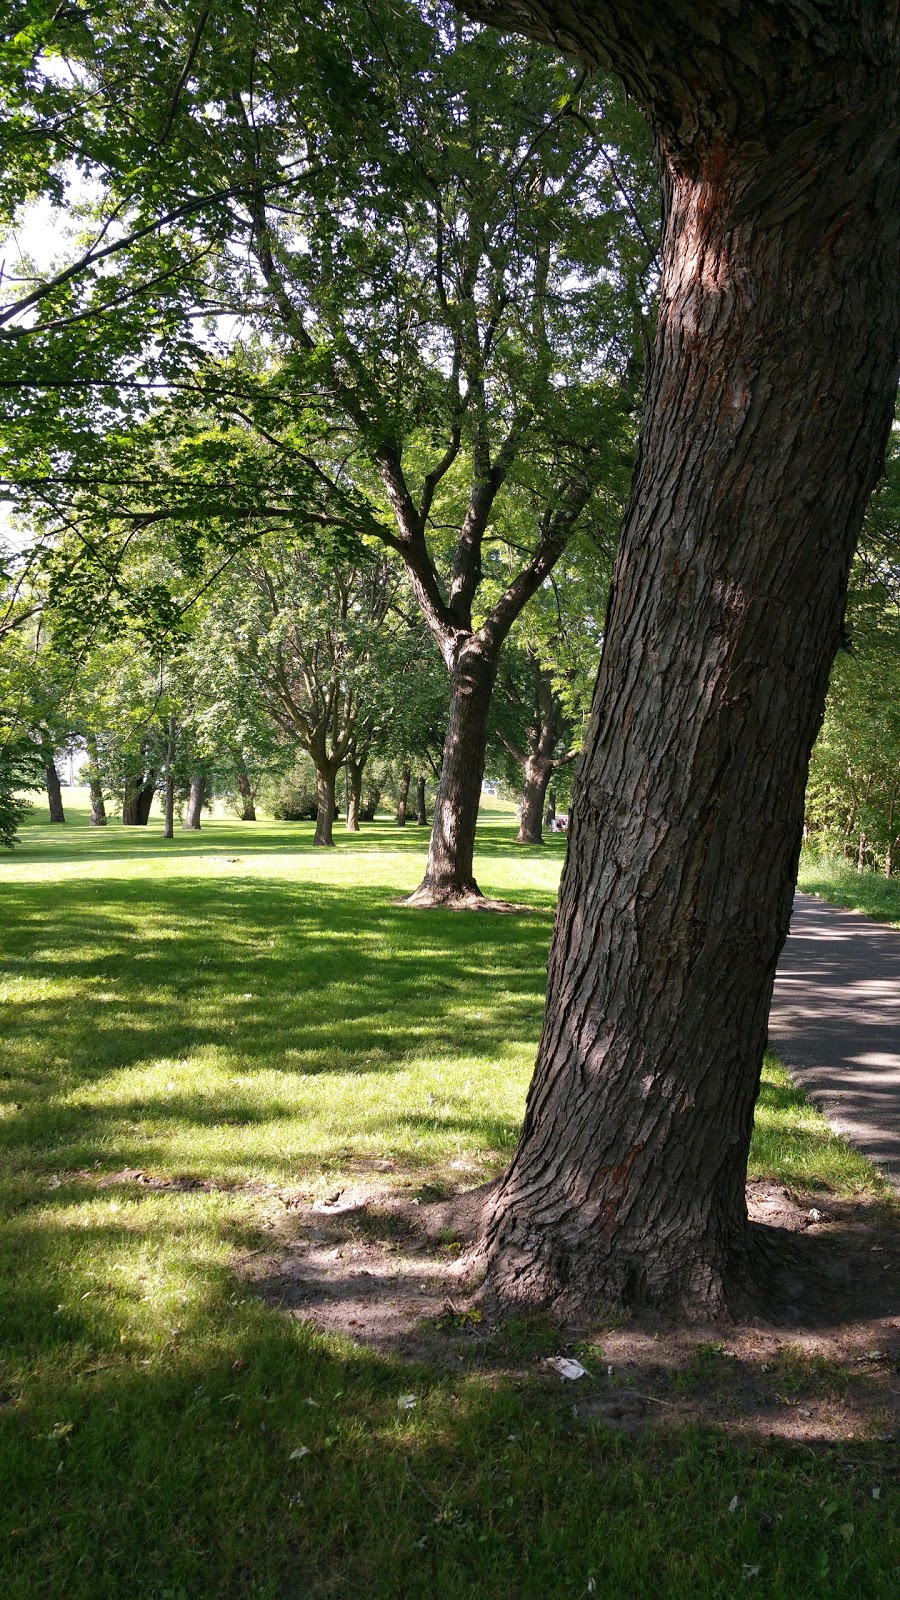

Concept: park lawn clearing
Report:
left=0, top=793, right=896, bottom=1600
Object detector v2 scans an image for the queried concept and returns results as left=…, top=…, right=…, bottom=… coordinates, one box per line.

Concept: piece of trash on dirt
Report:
left=607, top=1364, right=614, bottom=1376
left=728, top=1495, right=741, bottom=1513
left=545, top=1356, right=589, bottom=1381
left=872, top=1487, right=882, bottom=1500
left=398, top=1394, right=418, bottom=1409
left=798, top=1407, right=813, bottom=1418
left=587, top=1581, right=597, bottom=1595
left=289, top=1492, right=304, bottom=1505
left=506, top=1434, right=518, bottom=1443
left=289, top=1446, right=311, bottom=1460
left=47, top=1175, right=62, bottom=1190
left=866, top=1350, right=886, bottom=1360
left=807, top=1208, right=823, bottom=1222
left=49, top=1421, right=73, bottom=1439
left=303, top=1398, right=320, bottom=1408
left=741, top=1567, right=761, bottom=1581
left=312, top=1190, right=361, bottom=1214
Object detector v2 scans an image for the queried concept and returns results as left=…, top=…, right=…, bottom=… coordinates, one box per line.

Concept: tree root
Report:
left=401, top=884, right=531, bottom=912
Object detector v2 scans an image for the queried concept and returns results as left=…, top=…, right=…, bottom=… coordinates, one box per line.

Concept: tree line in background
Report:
left=0, top=0, right=645, bottom=882
left=0, top=519, right=602, bottom=846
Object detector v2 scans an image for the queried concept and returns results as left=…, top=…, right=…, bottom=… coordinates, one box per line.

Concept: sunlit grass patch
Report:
left=750, top=1055, right=888, bottom=1195
left=798, top=847, right=900, bottom=928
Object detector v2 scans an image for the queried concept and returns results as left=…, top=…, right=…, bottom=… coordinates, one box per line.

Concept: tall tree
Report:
left=1, top=2, right=646, bottom=904
left=495, top=646, right=577, bottom=844
left=457, top=0, right=900, bottom=1315
left=211, top=540, right=411, bottom=847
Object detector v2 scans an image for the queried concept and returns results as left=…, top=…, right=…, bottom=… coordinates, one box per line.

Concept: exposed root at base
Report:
left=244, top=1175, right=900, bottom=1440
left=401, top=886, right=531, bottom=912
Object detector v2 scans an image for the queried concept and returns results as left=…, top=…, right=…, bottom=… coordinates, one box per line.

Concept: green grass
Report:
left=798, top=847, right=900, bottom=928
left=0, top=794, right=895, bottom=1599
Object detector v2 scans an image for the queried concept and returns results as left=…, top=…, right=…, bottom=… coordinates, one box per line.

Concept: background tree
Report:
left=2, top=1, right=650, bottom=903
left=806, top=446, right=900, bottom=874
left=491, top=537, right=609, bottom=841
left=210, top=539, right=413, bottom=847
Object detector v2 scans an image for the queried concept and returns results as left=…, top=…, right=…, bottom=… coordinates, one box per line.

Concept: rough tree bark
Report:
left=406, top=641, right=497, bottom=904
left=315, top=767, right=338, bottom=847
left=460, top=0, right=900, bottom=1316
left=183, top=773, right=205, bottom=831
left=416, top=774, right=428, bottom=826
left=44, top=757, right=65, bottom=824
left=518, top=761, right=552, bottom=844
left=85, top=735, right=106, bottom=827
left=396, top=766, right=411, bottom=826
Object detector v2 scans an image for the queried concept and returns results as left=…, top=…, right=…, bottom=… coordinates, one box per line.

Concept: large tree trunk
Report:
left=396, top=766, right=411, bottom=826
left=122, top=771, right=156, bottom=826
left=464, top=0, right=900, bottom=1318
left=236, top=757, right=256, bottom=822
left=85, top=736, right=106, bottom=827
left=517, top=757, right=552, bottom=845
left=416, top=774, right=427, bottom=826
left=406, top=643, right=495, bottom=905
left=45, top=759, right=65, bottom=824
left=183, top=773, right=205, bottom=830
left=314, top=768, right=337, bottom=847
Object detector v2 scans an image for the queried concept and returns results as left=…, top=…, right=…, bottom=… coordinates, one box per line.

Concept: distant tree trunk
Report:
left=544, top=790, right=556, bottom=829
left=122, top=771, right=156, bottom=826
left=857, top=832, right=868, bottom=874
left=45, top=758, right=65, bottom=824
left=406, top=643, right=495, bottom=905
left=885, top=794, right=897, bottom=877
left=236, top=757, right=256, bottom=821
left=183, top=773, right=205, bottom=830
left=396, top=766, right=411, bottom=826
left=517, top=758, right=553, bottom=845
left=346, top=756, right=364, bottom=831
left=136, top=778, right=156, bottom=825
left=315, top=768, right=337, bottom=847
left=85, top=735, right=106, bottom=827
left=163, top=718, right=177, bottom=840
left=501, top=653, right=570, bottom=845
left=416, top=774, right=427, bottom=826
left=463, top=0, right=900, bottom=1320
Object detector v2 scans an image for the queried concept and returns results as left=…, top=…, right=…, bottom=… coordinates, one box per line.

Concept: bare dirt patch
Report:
left=241, top=1174, right=900, bottom=1447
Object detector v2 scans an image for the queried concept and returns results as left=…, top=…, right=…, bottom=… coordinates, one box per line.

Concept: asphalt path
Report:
left=769, top=892, right=900, bottom=1191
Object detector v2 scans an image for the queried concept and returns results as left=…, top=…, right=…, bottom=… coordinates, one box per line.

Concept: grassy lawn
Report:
left=1, top=794, right=895, bottom=1599
left=798, top=848, right=900, bottom=928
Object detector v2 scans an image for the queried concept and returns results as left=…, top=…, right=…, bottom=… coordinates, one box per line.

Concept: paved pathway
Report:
left=769, top=892, right=900, bottom=1191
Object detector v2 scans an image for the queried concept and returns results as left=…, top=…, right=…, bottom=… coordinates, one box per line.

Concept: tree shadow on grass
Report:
left=0, top=874, right=548, bottom=1186
left=1, top=1206, right=897, bottom=1600
left=10, top=809, right=569, bottom=870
